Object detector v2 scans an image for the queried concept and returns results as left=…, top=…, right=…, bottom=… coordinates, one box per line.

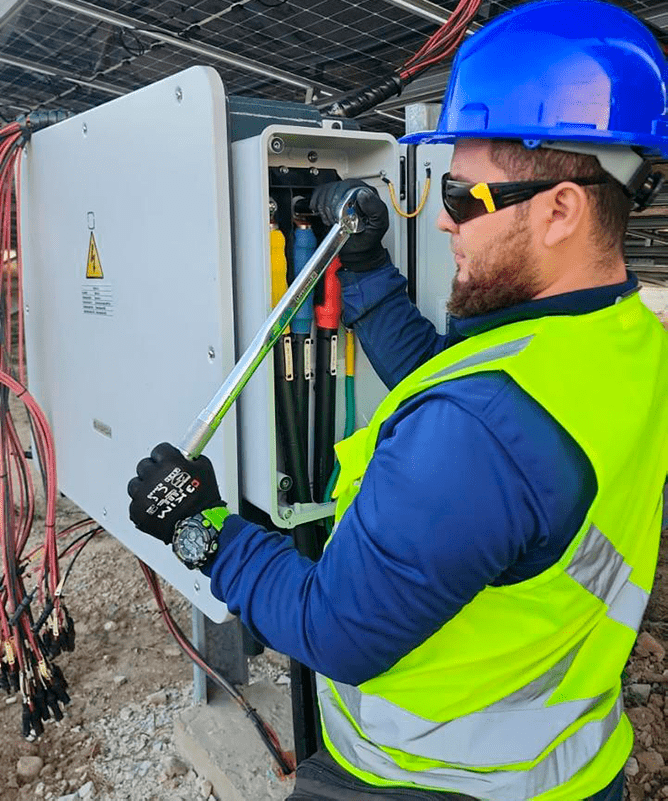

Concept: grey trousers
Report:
left=285, top=749, right=626, bottom=801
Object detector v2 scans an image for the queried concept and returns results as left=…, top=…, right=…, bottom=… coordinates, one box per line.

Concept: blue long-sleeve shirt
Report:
left=204, top=262, right=639, bottom=685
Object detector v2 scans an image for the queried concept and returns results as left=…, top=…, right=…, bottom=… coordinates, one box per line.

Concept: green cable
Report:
left=323, top=374, right=356, bottom=535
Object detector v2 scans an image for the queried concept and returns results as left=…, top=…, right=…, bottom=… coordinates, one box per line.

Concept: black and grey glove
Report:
left=310, top=179, right=389, bottom=271
left=127, top=442, right=222, bottom=544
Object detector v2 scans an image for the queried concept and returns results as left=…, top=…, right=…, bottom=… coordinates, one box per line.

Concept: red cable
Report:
left=139, top=561, right=295, bottom=776
left=15, top=147, right=25, bottom=386
left=399, top=0, right=482, bottom=80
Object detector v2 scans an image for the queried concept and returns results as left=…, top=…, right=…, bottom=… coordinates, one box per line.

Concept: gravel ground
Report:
left=0, top=516, right=292, bottom=801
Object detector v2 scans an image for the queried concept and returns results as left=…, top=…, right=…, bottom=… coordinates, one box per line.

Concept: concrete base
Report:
left=174, top=681, right=296, bottom=801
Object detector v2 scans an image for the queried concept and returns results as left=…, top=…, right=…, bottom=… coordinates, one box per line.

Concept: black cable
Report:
left=57, top=529, right=102, bottom=591
left=56, top=522, right=98, bottom=559
left=406, top=144, right=417, bottom=303
left=139, top=561, right=294, bottom=775
left=323, top=75, right=404, bottom=119
left=117, top=28, right=146, bottom=57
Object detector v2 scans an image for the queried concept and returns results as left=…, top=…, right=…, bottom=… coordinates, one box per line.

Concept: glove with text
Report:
left=310, top=179, right=389, bottom=271
left=127, top=442, right=223, bottom=544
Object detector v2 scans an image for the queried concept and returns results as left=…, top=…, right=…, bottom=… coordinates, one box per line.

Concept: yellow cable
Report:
left=270, top=222, right=290, bottom=333
left=345, top=328, right=355, bottom=377
left=385, top=169, right=431, bottom=219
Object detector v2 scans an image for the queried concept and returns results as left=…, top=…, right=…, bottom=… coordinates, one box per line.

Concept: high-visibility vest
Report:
left=317, top=291, right=668, bottom=801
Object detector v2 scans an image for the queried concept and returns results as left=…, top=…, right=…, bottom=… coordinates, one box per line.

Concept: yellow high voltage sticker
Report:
left=86, top=232, right=104, bottom=279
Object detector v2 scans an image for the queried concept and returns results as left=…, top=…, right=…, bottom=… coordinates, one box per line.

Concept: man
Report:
left=128, top=1, right=668, bottom=799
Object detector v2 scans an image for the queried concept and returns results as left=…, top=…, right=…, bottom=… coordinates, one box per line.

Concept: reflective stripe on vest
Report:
left=317, top=676, right=623, bottom=801
left=422, top=335, right=535, bottom=382
left=567, top=525, right=648, bottom=630
left=317, top=524, right=643, bottom=784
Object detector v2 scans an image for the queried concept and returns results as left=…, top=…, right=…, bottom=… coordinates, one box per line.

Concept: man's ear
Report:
left=541, top=182, right=588, bottom=248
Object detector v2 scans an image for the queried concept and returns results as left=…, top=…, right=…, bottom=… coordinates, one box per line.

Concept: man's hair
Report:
left=488, top=139, right=632, bottom=259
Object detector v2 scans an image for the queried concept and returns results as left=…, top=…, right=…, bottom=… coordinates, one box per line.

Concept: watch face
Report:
left=174, top=521, right=210, bottom=565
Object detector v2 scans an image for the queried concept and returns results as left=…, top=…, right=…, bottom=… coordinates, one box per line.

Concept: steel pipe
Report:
left=44, top=0, right=338, bottom=96
left=627, top=216, right=668, bottom=229
left=382, top=0, right=482, bottom=30
left=625, top=246, right=668, bottom=259
left=0, top=53, right=124, bottom=96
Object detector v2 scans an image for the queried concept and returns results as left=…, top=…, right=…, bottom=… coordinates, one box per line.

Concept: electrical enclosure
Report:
left=232, top=126, right=401, bottom=527
left=20, top=66, right=456, bottom=620
left=21, top=67, right=237, bottom=622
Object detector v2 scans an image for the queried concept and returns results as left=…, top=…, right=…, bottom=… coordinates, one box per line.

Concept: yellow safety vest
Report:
left=317, top=291, right=668, bottom=801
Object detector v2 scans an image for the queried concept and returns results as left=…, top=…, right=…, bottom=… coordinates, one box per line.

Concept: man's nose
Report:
left=436, top=208, right=458, bottom=233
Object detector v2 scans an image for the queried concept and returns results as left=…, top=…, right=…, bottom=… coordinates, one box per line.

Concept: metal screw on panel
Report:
left=82, top=123, right=88, bottom=136
left=281, top=508, right=293, bottom=520
left=194, top=581, right=201, bottom=592
left=24, top=304, right=29, bottom=314
left=424, top=161, right=431, bottom=167
left=310, top=167, right=319, bottom=176
left=307, top=150, right=318, bottom=163
left=208, top=347, right=215, bottom=361
left=279, top=165, right=289, bottom=175
left=175, top=87, right=183, bottom=102
left=270, top=137, right=285, bottom=154
left=102, top=507, right=107, bottom=516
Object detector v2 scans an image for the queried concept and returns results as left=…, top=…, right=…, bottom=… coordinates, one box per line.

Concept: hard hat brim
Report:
left=399, top=128, right=668, bottom=158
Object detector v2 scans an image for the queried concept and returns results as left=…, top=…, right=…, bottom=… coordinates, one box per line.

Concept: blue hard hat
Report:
left=401, top=0, right=668, bottom=158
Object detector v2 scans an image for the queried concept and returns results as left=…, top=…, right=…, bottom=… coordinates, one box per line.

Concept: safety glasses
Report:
left=441, top=173, right=609, bottom=225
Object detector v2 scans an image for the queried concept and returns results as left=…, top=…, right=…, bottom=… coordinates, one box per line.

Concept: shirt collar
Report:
left=451, top=270, right=640, bottom=339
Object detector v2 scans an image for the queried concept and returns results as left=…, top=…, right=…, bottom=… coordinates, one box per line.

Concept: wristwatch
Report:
left=172, top=507, right=229, bottom=570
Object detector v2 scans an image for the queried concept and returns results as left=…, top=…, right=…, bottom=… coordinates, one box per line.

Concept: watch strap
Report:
left=201, top=506, right=230, bottom=530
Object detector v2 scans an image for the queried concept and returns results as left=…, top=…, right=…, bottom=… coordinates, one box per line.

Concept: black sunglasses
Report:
left=441, top=173, right=609, bottom=225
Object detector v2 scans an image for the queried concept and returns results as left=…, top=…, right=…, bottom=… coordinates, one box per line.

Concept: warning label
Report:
left=86, top=232, right=104, bottom=279
left=82, top=284, right=114, bottom=316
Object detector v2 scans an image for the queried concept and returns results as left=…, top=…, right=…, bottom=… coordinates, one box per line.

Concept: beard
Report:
left=447, top=210, right=542, bottom=319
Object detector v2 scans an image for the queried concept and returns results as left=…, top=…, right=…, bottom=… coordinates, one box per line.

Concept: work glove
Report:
left=310, top=179, right=389, bottom=271
left=127, top=442, right=222, bottom=544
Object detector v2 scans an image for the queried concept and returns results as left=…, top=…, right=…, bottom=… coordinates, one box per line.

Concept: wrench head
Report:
left=336, top=186, right=370, bottom=234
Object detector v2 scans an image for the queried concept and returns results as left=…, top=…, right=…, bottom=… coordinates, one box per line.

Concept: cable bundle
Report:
left=399, top=0, right=482, bottom=81
left=323, top=0, right=482, bottom=119
left=0, top=114, right=85, bottom=739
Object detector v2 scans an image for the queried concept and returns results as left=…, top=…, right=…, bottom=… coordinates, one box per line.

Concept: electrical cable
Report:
left=322, top=0, right=482, bottom=119
left=313, top=257, right=342, bottom=503
left=383, top=167, right=431, bottom=219
left=287, top=202, right=324, bottom=761
left=53, top=528, right=102, bottom=599
left=322, top=328, right=356, bottom=537
left=270, top=206, right=311, bottom=504
left=291, top=219, right=317, bottom=462
left=138, top=560, right=295, bottom=777
left=0, top=114, right=80, bottom=737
